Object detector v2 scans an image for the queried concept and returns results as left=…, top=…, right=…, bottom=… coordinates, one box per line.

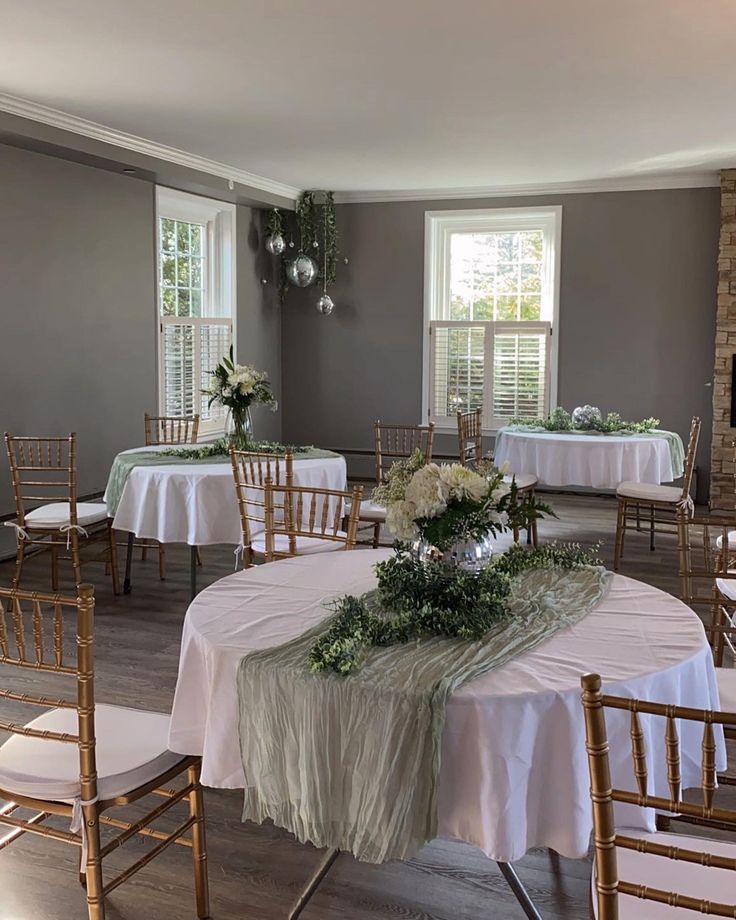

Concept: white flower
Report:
left=228, top=364, right=261, bottom=396
left=437, top=464, right=488, bottom=503
left=385, top=500, right=419, bottom=541
left=404, top=464, right=447, bottom=519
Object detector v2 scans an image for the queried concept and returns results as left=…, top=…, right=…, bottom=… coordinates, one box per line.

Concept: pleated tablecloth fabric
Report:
left=494, top=429, right=681, bottom=489
left=104, top=445, right=347, bottom=546
left=169, top=549, right=725, bottom=863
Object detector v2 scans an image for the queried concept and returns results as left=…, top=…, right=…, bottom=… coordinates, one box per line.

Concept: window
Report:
left=424, top=207, right=560, bottom=431
left=156, top=188, right=236, bottom=435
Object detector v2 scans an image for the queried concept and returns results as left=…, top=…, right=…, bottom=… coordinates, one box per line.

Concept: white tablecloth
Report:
left=494, top=429, right=677, bottom=489
left=104, top=446, right=347, bottom=546
left=169, top=550, right=725, bottom=863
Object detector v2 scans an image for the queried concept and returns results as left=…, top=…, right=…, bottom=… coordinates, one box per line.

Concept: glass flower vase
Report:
left=226, top=406, right=253, bottom=450
left=411, top=534, right=494, bottom=574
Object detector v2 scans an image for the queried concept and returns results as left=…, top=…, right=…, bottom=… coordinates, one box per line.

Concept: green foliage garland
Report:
left=159, top=438, right=314, bottom=460
left=308, top=542, right=602, bottom=675
left=511, top=407, right=659, bottom=434
left=265, top=208, right=284, bottom=240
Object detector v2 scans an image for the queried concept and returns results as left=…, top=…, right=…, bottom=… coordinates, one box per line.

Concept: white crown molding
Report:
left=333, top=172, right=719, bottom=203
left=0, top=92, right=300, bottom=202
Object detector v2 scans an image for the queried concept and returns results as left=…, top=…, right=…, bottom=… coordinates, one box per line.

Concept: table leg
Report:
left=288, top=848, right=339, bottom=920
left=190, top=545, right=198, bottom=599
left=496, top=862, right=543, bottom=920
left=123, top=532, right=134, bottom=595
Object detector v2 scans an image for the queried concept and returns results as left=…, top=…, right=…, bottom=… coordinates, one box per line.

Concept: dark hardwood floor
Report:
left=0, top=491, right=733, bottom=920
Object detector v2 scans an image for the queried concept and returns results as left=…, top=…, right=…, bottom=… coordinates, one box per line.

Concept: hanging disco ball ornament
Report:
left=286, top=254, right=318, bottom=287
left=316, top=293, right=335, bottom=315
left=265, top=233, right=286, bottom=255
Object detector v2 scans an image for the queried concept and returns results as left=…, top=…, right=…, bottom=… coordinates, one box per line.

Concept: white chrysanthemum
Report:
left=385, top=500, right=419, bottom=541
left=228, top=365, right=261, bottom=396
left=404, top=464, right=447, bottom=519
left=437, top=464, right=489, bottom=503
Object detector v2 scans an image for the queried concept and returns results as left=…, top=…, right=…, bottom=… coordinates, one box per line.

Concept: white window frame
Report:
left=155, top=187, right=237, bottom=437
left=422, top=206, right=561, bottom=433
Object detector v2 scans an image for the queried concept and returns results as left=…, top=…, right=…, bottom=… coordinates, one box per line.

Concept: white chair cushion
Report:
left=616, top=482, right=683, bottom=503
left=0, top=704, right=184, bottom=802
left=592, top=829, right=736, bottom=918
left=504, top=473, right=537, bottom=491
left=343, top=498, right=386, bottom=522
left=717, top=667, right=736, bottom=712
left=251, top=533, right=350, bottom=557
left=25, top=502, right=109, bottom=529
left=716, top=531, right=736, bottom=550
left=716, top=576, right=736, bottom=602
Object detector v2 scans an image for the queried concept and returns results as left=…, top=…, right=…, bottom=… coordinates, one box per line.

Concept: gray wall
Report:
left=281, top=188, right=719, bottom=495
left=0, top=144, right=157, bottom=520
left=0, top=145, right=279, bottom=551
left=236, top=205, right=282, bottom=441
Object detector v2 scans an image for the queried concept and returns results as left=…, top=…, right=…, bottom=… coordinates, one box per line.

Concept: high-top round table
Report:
left=169, top=549, right=724, bottom=864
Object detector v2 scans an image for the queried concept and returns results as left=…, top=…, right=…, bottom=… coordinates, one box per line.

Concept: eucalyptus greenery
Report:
left=296, top=191, right=338, bottom=287
left=308, top=542, right=602, bottom=675
left=159, top=438, right=314, bottom=460
left=511, top=407, right=660, bottom=434
left=265, top=208, right=284, bottom=240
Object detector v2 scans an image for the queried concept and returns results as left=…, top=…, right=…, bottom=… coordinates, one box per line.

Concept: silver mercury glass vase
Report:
left=411, top=534, right=494, bottom=573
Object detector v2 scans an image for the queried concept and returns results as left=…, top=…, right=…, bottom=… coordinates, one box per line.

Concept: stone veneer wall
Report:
left=711, top=169, right=736, bottom=509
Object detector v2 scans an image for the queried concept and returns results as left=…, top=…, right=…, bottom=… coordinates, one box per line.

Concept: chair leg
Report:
left=83, top=805, right=105, bottom=920
left=195, top=547, right=203, bottom=567
left=141, top=542, right=148, bottom=562
left=158, top=541, right=167, bottom=580
left=188, top=762, right=211, bottom=919
left=12, top=539, right=26, bottom=589
left=649, top=504, right=656, bottom=552
left=70, top=531, right=83, bottom=588
left=372, top=523, right=381, bottom=549
left=513, top=526, right=520, bottom=544
left=51, top=533, right=60, bottom=591
left=531, top=517, right=538, bottom=548
left=106, top=521, right=120, bottom=596
left=614, top=498, right=627, bottom=572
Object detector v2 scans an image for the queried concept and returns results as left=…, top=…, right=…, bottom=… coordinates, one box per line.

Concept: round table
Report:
left=105, top=445, right=347, bottom=546
left=494, top=429, right=681, bottom=489
left=169, top=549, right=724, bottom=863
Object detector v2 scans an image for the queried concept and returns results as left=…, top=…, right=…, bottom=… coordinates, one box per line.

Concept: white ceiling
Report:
left=1, top=0, right=734, bottom=195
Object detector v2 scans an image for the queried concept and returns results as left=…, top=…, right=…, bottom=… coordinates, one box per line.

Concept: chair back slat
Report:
left=681, top=416, right=701, bottom=500
left=144, top=413, right=200, bottom=446
left=581, top=672, right=736, bottom=920
left=0, top=584, right=98, bottom=800
left=677, top=510, right=736, bottom=666
left=374, top=421, right=435, bottom=483
left=457, top=409, right=483, bottom=467
left=263, top=481, right=363, bottom=561
left=629, top=710, right=648, bottom=797
left=230, top=448, right=293, bottom=561
left=5, top=433, right=77, bottom=526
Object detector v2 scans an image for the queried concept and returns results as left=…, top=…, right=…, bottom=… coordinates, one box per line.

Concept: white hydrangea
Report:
left=385, top=500, right=419, bottom=541
left=228, top=364, right=262, bottom=396
left=404, top=464, right=447, bottom=519
left=437, top=464, right=489, bottom=503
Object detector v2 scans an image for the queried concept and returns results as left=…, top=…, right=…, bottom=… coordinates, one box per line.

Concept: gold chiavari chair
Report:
left=677, top=509, right=736, bottom=747
left=353, top=421, right=435, bottom=548
left=230, top=447, right=294, bottom=567
left=0, top=584, right=209, bottom=920
left=614, top=416, right=701, bottom=571
left=144, top=413, right=200, bottom=446
left=264, top=479, right=363, bottom=561
left=457, top=408, right=483, bottom=467
left=581, top=672, right=736, bottom=919
left=140, top=413, right=200, bottom=579
left=456, top=409, right=540, bottom=545
left=4, top=433, right=119, bottom=594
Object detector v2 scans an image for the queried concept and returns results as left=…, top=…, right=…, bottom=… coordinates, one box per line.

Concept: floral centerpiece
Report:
left=204, top=347, right=277, bottom=448
left=511, top=406, right=659, bottom=434
left=371, top=451, right=550, bottom=570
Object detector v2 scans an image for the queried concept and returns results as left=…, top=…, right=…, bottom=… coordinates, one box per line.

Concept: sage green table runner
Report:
left=237, top=565, right=611, bottom=864
left=104, top=446, right=340, bottom=517
left=497, top=426, right=685, bottom=479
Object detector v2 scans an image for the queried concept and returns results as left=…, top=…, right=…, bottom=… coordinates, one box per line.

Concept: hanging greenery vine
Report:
left=265, top=207, right=284, bottom=240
